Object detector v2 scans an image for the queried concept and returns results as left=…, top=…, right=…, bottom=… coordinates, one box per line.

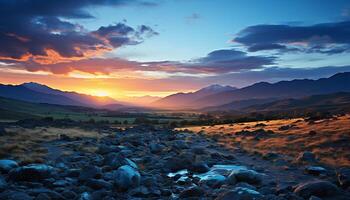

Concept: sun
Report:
left=91, top=90, right=109, bottom=97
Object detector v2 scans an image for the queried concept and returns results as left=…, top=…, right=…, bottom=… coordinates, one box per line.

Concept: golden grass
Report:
left=0, top=126, right=101, bottom=164
left=178, top=115, right=350, bottom=167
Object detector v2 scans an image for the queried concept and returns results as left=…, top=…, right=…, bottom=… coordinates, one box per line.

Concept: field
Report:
left=179, top=114, right=350, bottom=167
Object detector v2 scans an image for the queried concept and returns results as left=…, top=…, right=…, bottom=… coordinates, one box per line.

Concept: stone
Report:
left=294, top=180, right=339, bottom=198
left=35, top=193, right=51, bottom=200
left=79, top=165, right=102, bottom=181
left=189, top=162, right=210, bottom=173
left=337, top=167, right=350, bottom=188
left=86, top=178, right=113, bottom=190
left=9, top=164, right=54, bottom=182
left=0, top=159, right=18, bottom=173
left=149, top=143, right=163, bottom=154
left=0, top=191, right=33, bottom=200
left=114, top=165, right=141, bottom=190
left=229, top=169, right=263, bottom=185
left=215, top=187, right=263, bottom=200
left=296, top=151, right=316, bottom=163
left=179, top=186, right=204, bottom=198
left=305, top=166, right=327, bottom=176
left=0, top=176, right=7, bottom=191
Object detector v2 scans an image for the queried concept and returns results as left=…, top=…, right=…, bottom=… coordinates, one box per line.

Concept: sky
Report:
left=1, top=0, right=350, bottom=99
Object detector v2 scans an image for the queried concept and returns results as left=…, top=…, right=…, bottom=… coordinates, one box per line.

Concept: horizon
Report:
left=1, top=0, right=350, bottom=100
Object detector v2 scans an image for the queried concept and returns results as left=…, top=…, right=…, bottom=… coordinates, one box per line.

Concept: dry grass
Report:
left=0, top=126, right=100, bottom=164
left=179, top=115, right=350, bottom=167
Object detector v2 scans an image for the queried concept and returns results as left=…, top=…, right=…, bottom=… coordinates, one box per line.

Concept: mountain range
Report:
left=0, top=82, right=124, bottom=108
left=154, top=72, right=350, bottom=109
left=0, top=72, right=350, bottom=111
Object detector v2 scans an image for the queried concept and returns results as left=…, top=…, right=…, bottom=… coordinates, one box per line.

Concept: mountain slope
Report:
left=193, top=72, right=350, bottom=108
left=152, top=84, right=236, bottom=108
left=243, top=92, right=350, bottom=112
left=22, top=82, right=121, bottom=107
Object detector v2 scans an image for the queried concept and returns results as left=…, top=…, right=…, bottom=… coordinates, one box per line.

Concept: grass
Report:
left=0, top=126, right=101, bottom=164
left=179, top=114, right=350, bottom=167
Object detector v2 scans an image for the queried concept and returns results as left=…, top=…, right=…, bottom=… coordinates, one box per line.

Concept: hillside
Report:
left=193, top=72, right=350, bottom=108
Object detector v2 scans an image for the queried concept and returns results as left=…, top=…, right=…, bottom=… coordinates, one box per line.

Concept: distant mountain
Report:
left=203, top=98, right=278, bottom=112
left=124, top=95, right=162, bottom=106
left=152, top=84, right=237, bottom=108
left=192, top=72, right=350, bottom=108
left=243, top=92, right=350, bottom=113
left=0, top=82, right=124, bottom=108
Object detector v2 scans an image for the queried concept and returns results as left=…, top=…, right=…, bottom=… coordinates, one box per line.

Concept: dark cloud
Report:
left=0, top=0, right=158, bottom=64
left=191, top=49, right=275, bottom=73
left=233, top=21, right=350, bottom=54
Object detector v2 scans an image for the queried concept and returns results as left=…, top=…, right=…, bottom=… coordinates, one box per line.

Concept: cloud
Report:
left=185, top=13, right=201, bottom=23
left=5, top=48, right=275, bottom=77
left=0, top=0, right=158, bottom=65
left=233, top=21, right=350, bottom=54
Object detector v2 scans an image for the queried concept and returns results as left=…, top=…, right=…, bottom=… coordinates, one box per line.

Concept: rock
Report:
left=165, top=152, right=194, bottom=172
left=9, top=164, right=53, bottom=182
left=216, top=187, right=263, bottom=200
left=173, top=140, right=189, bottom=149
left=179, top=186, right=204, bottom=198
left=79, top=192, right=91, bottom=200
left=0, top=159, right=18, bottom=173
left=61, top=190, right=78, bottom=199
left=103, top=153, right=137, bottom=170
left=309, top=196, right=322, bottom=200
left=189, top=162, right=210, bottom=173
left=149, top=143, right=163, bottom=154
left=86, top=178, right=113, bottom=190
left=114, top=165, right=141, bottom=190
left=0, top=191, right=33, bottom=200
left=192, top=147, right=206, bottom=155
left=337, top=168, right=350, bottom=188
left=305, top=166, right=327, bottom=176
left=79, top=165, right=102, bottom=181
left=294, top=180, right=339, bottom=198
left=0, top=176, right=7, bottom=191
left=296, top=151, right=316, bottom=163
left=35, top=193, right=51, bottom=200
left=199, top=174, right=227, bottom=188
left=229, top=169, right=263, bottom=185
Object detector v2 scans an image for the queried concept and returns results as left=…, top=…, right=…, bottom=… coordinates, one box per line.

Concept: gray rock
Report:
left=337, top=168, right=350, bottom=188
left=0, top=191, right=33, bottom=200
left=229, top=169, right=263, bottom=185
left=86, top=178, right=113, bottom=190
left=305, top=166, right=327, bottom=176
left=216, top=187, right=263, bottom=200
left=79, top=165, right=102, bottom=181
left=296, top=151, right=316, bottom=163
left=179, top=186, right=204, bottom=198
left=190, top=162, right=210, bottom=173
left=114, top=165, right=141, bottom=190
left=294, top=180, right=339, bottom=198
left=0, top=159, right=18, bottom=173
left=149, top=143, right=163, bottom=154
left=79, top=192, right=91, bottom=200
left=35, top=193, right=50, bottom=200
left=0, top=175, right=7, bottom=191
left=9, top=164, right=53, bottom=182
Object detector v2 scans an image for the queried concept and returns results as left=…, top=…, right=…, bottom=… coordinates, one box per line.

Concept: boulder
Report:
left=215, top=187, right=263, bottom=200
left=0, top=175, right=7, bottom=191
left=79, top=165, right=102, bottom=181
left=179, top=186, right=204, bottom=198
left=149, top=143, right=163, bottom=154
left=9, top=164, right=53, bottom=182
left=305, top=166, right=327, bottom=176
left=0, top=191, right=33, bottom=200
left=294, top=180, right=339, bottom=198
left=189, top=162, right=210, bottom=173
left=114, top=165, right=141, bottom=190
left=86, top=179, right=113, bottom=190
left=0, top=159, right=18, bottom=173
left=296, top=151, right=316, bottom=163
left=337, top=168, right=350, bottom=188
left=229, top=169, right=263, bottom=185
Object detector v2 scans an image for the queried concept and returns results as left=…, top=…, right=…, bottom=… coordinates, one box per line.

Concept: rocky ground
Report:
left=0, top=121, right=350, bottom=200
